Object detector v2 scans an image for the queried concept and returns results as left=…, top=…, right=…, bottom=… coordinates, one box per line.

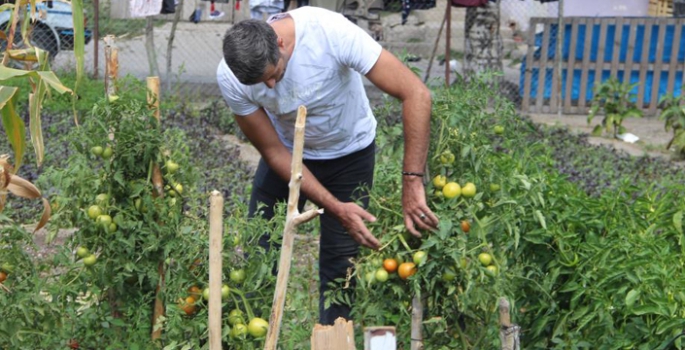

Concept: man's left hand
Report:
left=402, top=177, right=439, bottom=237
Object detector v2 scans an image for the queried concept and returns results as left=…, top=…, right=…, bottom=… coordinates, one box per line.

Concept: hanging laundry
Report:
left=401, top=0, right=436, bottom=24
left=161, top=0, right=175, bottom=13
left=130, top=0, right=163, bottom=17
left=451, top=0, right=488, bottom=7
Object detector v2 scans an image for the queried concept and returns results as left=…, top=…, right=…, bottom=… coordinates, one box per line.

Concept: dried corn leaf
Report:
left=7, top=174, right=41, bottom=199
left=34, top=197, right=51, bottom=232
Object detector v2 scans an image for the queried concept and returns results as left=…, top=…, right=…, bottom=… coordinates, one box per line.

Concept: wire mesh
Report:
left=11, top=0, right=680, bottom=113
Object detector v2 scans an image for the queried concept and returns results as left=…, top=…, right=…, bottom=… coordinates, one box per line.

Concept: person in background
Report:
left=217, top=6, right=438, bottom=325
left=281, top=0, right=308, bottom=12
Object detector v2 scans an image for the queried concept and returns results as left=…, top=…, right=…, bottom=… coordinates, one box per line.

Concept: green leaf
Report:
left=70, top=0, right=85, bottom=82
left=625, top=289, right=640, bottom=308
left=0, top=86, right=25, bottom=171
left=632, top=304, right=666, bottom=316
left=36, top=71, right=73, bottom=95
left=656, top=318, right=685, bottom=335
left=534, top=210, right=547, bottom=229
left=591, top=124, right=603, bottom=136
left=674, top=211, right=683, bottom=235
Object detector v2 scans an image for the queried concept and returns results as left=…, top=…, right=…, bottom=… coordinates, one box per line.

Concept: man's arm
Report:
left=365, top=49, right=439, bottom=236
left=234, top=108, right=381, bottom=249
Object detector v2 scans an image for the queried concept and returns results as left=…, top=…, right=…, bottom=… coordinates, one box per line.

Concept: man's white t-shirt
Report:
left=217, top=6, right=383, bottom=160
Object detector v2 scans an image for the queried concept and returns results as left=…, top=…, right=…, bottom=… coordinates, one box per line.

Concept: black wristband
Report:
left=402, top=171, right=424, bottom=177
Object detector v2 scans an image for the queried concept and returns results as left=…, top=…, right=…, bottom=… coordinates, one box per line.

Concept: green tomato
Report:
left=95, top=193, right=109, bottom=205
left=1, top=263, right=15, bottom=274
left=202, top=288, right=210, bottom=301
left=442, top=268, right=457, bottom=282
left=413, top=251, right=427, bottom=266
left=247, top=317, right=269, bottom=338
left=97, top=214, right=113, bottom=228
left=83, top=254, right=97, bottom=267
left=76, top=246, right=90, bottom=259
left=221, top=284, right=230, bottom=299
left=90, top=146, right=103, bottom=156
left=462, top=182, right=477, bottom=198
left=230, top=323, right=248, bottom=339
left=87, top=205, right=102, bottom=220
left=478, top=253, right=493, bottom=266
left=494, top=125, right=505, bottom=135
left=489, top=183, right=501, bottom=192
left=228, top=309, right=244, bottom=326
left=165, top=160, right=180, bottom=174
left=485, top=265, right=499, bottom=277
left=230, top=269, right=246, bottom=284
left=101, top=147, right=113, bottom=159
left=440, top=150, right=455, bottom=165
left=375, top=268, right=389, bottom=282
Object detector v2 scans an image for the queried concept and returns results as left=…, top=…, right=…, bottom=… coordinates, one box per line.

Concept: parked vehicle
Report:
left=0, top=0, right=92, bottom=61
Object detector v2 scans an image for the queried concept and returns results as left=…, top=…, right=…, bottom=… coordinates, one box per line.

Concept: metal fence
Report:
left=28, top=0, right=682, bottom=112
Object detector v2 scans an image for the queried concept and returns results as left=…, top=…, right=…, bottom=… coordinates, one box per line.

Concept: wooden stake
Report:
left=410, top=295, right=424, bottom=350
left=311, top=317, right=356, bottom=350
left=499, top=297, right=521, bottom=350
left=147, top=77, right=161, bottom=122
left=423, top=6, right=448, bottom=84
left=208, top=191, right=224, bottom=350
left=264, top=106, right=323, bottom=350
left=149, top=76, right=166, bottom=341
left=445, top=0, right=452, bottom=87
left=104, top=35, right=118, bottom=99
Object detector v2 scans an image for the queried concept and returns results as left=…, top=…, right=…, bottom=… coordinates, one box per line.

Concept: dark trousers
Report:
left=248, top=141, right=375, bottom=325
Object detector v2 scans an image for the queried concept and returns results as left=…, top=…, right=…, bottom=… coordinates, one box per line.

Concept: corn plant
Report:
left=658, top=89, right=685, bottom=158
left=587, top=77, right=643, bottom=139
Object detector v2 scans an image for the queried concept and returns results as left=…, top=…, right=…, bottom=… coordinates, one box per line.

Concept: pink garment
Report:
left=130, top=0, right=163, bottom=18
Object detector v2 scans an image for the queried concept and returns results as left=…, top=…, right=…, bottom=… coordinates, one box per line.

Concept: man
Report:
left=217, top=6, right=438, bottom=325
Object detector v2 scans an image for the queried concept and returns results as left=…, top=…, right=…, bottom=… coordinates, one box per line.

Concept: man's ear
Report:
left=277, top=37, right=285, bottom=49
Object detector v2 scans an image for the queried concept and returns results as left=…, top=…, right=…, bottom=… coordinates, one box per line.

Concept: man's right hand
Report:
left=331, top=202, right=380, bottom=250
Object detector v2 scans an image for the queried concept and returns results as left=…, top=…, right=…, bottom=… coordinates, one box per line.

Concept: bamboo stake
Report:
left=264, top=106, right=323, bottom=350
left=208, top=191, right=224, bottom=350
left=104, top=35, right=118, bottom=99
left=499, top=297, right=521, bottom=350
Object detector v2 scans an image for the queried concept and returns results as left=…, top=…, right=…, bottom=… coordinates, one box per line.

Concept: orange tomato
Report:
left=398, top=262, right=417, bottom=280
left=460, top=220, right=471, bottom=233
left=179, top=296, right=196, bottom=316
left=382, top=258, right=398, bottom=273
left=188, top=285, right=201, bottom=299
left=0, top=271, right=6, bottom=283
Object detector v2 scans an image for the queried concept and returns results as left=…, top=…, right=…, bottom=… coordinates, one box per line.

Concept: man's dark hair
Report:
left=222, top=20, right=280, bottom=85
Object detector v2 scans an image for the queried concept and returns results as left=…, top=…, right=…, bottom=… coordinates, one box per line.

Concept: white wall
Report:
left=563, top=0, right=649, bottom=17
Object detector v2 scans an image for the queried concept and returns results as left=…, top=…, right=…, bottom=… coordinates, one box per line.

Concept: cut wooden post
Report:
left=104, top=35, right=118, bottom=99
left=410, top=295, right=424, bottom=350
left=364, top=326, right=396, bottom=350
left=499, top=297, right=521, bottom=350
left=311, top=317, right=356, bottom=350
left=208, top=191, right=224, bottom=350
left=264, top=106, right=323, bottom=350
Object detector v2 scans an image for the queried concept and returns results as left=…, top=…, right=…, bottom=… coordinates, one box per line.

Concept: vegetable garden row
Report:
left=1, top=72, right=685, bottom=349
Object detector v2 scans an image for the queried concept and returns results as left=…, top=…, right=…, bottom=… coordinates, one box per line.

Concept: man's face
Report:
left=261, top=55, right=287, bottom=89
